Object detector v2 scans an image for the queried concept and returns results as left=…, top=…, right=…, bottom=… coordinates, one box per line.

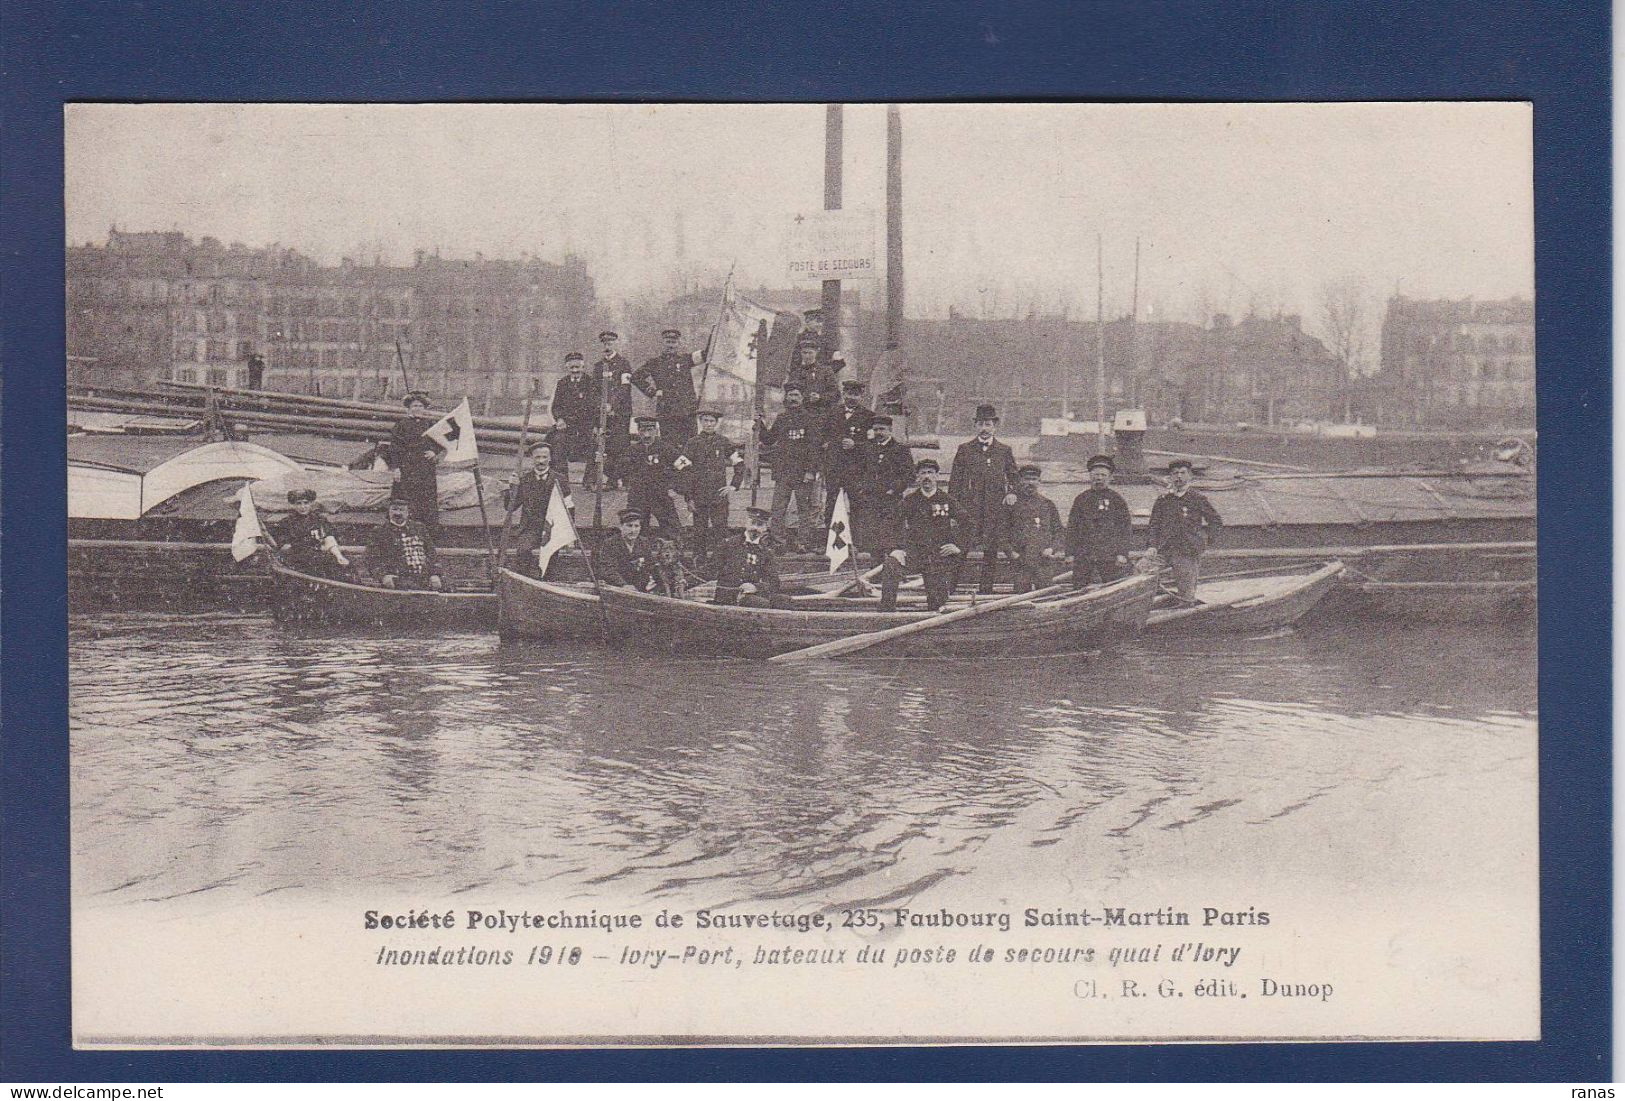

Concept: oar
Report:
left=768, top=582, right=1070, bottom=664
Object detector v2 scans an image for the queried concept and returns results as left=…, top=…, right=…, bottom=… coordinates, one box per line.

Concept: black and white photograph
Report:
left=65, top=102, right=1537, bottom=1045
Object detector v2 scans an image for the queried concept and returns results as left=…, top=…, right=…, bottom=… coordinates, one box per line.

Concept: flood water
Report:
left=70, top=612, right=1537, bottom=916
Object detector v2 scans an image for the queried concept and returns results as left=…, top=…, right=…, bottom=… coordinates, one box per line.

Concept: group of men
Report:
left=270, top=488, right=445, bottom=592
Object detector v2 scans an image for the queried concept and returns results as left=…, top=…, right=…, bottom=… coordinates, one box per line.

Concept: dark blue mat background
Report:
left=1, top=0, right=1609, bottom=1082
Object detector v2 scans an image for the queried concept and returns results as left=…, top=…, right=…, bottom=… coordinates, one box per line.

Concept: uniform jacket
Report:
left=1067, top=487, right=1133, bottom=560
left=593, top=353, right=635, bottom=418
left=948, top=437, right=1019, bottom=545
left=502, top=467, right=572, bottom=535
left=713, top=534, right=781, bottom=604
left=759, top=406, right=823, bottom=478
left=785, top=361, right=840, bottom=412
left=366, top=518, right=437, bottom=578
left=632, top=350, right=702, bottom=418
left=854, top=437, right=916, bottom=508
left=899, top=486, right=960, bottom=560
left=624, top=436, right=682, bottom=492
left=822, top=402, right=875, bottom=475
left=677, top=431, right=745, bottom=498
left=596, top=533, right=660, bottom=592
left=1149, top=488, right=1223, bottom=557
left=551, top=374, right=598, bottom=432
left=1009, top=490, right=1064, bottom=557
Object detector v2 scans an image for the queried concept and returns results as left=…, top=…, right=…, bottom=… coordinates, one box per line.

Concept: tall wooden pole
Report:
left=1096, top=233, right=1107, bottom=454
left=1130, top=235, right=1141, bottom=407
left=885, top=104, right=904, bottom=352
left=821, top=105, right=843, bottom=359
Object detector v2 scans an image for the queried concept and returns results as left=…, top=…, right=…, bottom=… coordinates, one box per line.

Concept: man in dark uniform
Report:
left=596, top=508, right=661, bottom=592
left=881, top=458, right=962, bottom=612
left=821, top=378, right=875, bottom=528
left=675, top=408, right=744, bottom=566
left=270, top=488, right=351, bottom=576
left=1008, top=465, right=1065, bottom=593
left=713, top=506, right=784, bottom=607
left=1067, top=454, right=1133, bottom=588
left=366, top=495, right=443, bottom=590
left=502, top=441, right=575, bottom=578
left=948, top=403, right=1020, bottom=594
left=1149, top=458, right=1224, bottom=605
left=550, top=352, right=600, bottom=489
left=631, top=327, right=705, bottom=443
left=852, top=413, right=915, bottom=558
left=593, top=330, right=634, bottom=489
left=756, top=381, right=822, bottom=551
left=624, top=416, right=684, bottom=544
left=785, top=340, right=841, bottom=415
left=385, top=390, right=446, bottom=535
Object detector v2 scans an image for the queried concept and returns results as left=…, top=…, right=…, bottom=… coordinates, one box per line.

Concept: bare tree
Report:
left=1317, top=275, right=1372, bottom=421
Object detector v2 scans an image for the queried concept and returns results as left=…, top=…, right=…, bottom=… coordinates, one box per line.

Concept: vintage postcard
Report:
left=65, top=101, right=1537, bottom=1045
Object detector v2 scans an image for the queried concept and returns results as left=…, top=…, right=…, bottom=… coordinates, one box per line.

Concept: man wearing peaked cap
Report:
left=756, top=381, right=822, bottom=551
left=674, top=408, right=745, bottom=566
left=1007, top=464, right=1064, bottom=592
left=367, top=494, right=442, bottom=591
left=623, top=416, right=683, bottom=543
left=593, top=330, right=634, bottom=489
left=712, top=503, right=783, bottom=608
left=596, top=506, right=661, bottom=593
left=949, top=403, right=1020, bottom=594
left=551, top=352, right=600, bottom=488
left=632, top=327, right=705, bottom=442
left=1149, top=457, right=1223, bottom=604
left=853, top=411, right=914, bottom=560
left=881, top=456, right=961, bottom=611
left=503, top=440, right=575, bottom=578
left=821, top=375, right=875, bottom=530
left=1068, top=453, right=1133, bottom=587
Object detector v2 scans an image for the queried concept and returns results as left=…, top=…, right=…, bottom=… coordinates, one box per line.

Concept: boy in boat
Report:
left=1067, top=454, right=1133, bottom=587
left=880, top=458, right=963, bottom=612
left=713, top=506, right=784, bottom=608
left=631, top=327, right=705, bottom=443
left=755, top=381, right=822, bottom=552
left=1008, top=464, right=1064, bottom=593
left=503, top=441, right=575, bottom=578
left=674, top=408, right=744, bottom=568
left=271, top=488, right=351, bottom=577
left=624, top=416, right=684, bottom=545
left=852, top=413, right=915, bottom=559
left=949, top=403, right=1020, bottom=594
left=596, top=508, right=661, bottom=593
left=550, top=352, right=601, bottom=489
left=366, top=496, right=443, bottom=591
left=385, top=390, right=446, bottom=536
left=1149, top=458, right=1223, bottom=605
left=821, top=378, right=875, bottom=529
left=593, top=330, right=634, bottom=490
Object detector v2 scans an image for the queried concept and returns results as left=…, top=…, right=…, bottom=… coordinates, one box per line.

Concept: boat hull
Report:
left=497, top=569, right=609, bottom=641
left=270, top=563, right=496, bottom=629
left=1145, top=562, right=1345, bottom=635
left=594, top=574, right=1155, bottom=660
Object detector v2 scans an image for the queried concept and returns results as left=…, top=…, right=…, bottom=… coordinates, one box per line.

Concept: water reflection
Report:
left=71, top=614, right=1536, bottom=912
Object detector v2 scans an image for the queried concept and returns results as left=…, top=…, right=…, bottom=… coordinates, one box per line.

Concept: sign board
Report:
left=787, top=209, right=878, bottom=283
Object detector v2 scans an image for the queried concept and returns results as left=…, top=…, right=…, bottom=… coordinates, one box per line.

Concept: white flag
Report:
left=424, top=397, right=479, bottom=469
left=230, top=486, right=262, bottom=562
left=825, top=488, right=853, bottom=574
left=704, top=284, right=778, bottom=397
left=535, top=483, right=579, bottom=577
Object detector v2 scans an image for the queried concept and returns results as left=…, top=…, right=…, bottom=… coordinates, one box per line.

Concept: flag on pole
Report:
left=825, top=488, right=853, bottom=574
left=703, top=282, right=779, bottom=401
left=424, top=397, right=479, bottom=469
left=535, top=483, right=579, bottom=577
left=230, top=486, right=263, bottom=562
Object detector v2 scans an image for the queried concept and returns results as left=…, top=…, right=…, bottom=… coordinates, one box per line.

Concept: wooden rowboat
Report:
left=590, top=573, right=1157, bottom=660
left=1144, top=561, right=1345, bottom=635
left=270, top=562, right=496, bottom=629
left=497, top=568, right=609, bottom=640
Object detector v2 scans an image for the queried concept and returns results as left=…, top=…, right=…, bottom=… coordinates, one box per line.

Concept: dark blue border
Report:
left=2, top=0, right=1609, bottom=1082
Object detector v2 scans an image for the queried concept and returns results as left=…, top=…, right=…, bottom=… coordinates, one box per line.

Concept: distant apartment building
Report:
left=66, top=231, right=598, bottom=410
left=1378, top=296, right=1535, bottom=428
